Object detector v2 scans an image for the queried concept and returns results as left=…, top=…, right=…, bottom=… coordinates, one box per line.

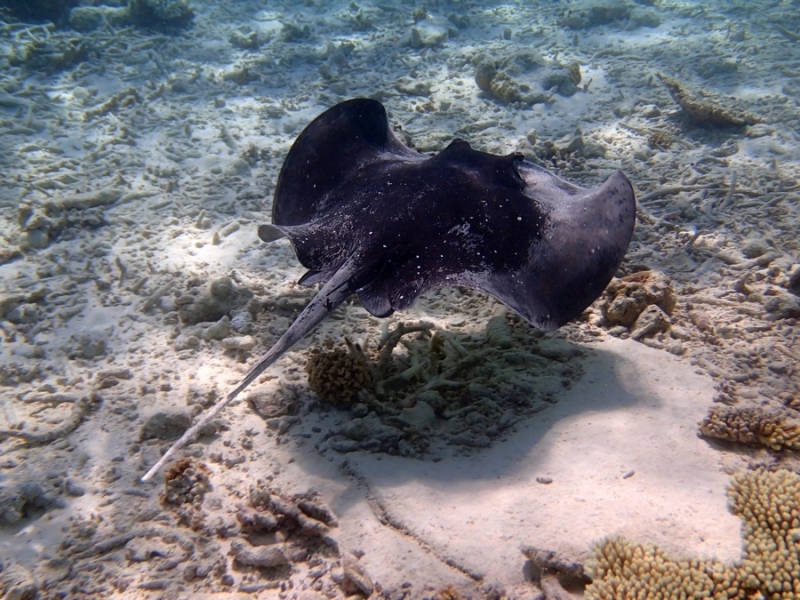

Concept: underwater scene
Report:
left=1, top=0, right=799, bottom=597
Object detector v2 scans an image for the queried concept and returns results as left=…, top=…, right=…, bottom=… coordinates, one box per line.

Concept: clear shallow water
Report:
left=0, top=0, right=799, bottom=598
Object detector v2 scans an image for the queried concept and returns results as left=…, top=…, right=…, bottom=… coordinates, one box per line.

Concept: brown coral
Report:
left=306, top=338, right=371, bottom=405
left=657, top=73, right=759, bottom=128
left=601, top=270, right=677, bottom=328
left=586, top=536, right=739, bottom=600
left=728, top=469, right=800, bottom=598
left=699, top=406, right=800, bottom=451
left=161, top=457, right=210, bottom=508
left=585, top=469, right=800, bottom=600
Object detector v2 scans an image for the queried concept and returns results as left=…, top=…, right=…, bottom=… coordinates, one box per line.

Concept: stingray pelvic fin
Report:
left=258, top=224, right=287, bottom=243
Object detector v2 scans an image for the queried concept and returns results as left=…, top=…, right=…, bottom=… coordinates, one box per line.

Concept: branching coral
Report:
left=699, top=406, right=800, bottom=451
left=585, top=536, right=740, bottom=600
left=729, top=469, right=800, bottom=598
left=584, top=468, right=800, bottom=600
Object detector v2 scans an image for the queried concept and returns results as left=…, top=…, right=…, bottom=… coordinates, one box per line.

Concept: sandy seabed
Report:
left=0, top=0, right=799, bottom=598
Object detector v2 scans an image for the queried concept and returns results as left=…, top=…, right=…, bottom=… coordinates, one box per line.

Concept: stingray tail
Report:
left=140, top=257, right=359, bottom=482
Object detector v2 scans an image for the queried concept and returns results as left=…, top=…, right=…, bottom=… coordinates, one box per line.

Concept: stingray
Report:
left=142, top=98, right=636, bottom=482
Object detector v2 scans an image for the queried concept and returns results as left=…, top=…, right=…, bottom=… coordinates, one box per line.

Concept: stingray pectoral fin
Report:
left=493, top=168, right=636, bottom=331
left=141, top=257, right=360, bottom=483
left=272, top=98, right=420, bottom=227
left=258, top=224, right=287, bottom=243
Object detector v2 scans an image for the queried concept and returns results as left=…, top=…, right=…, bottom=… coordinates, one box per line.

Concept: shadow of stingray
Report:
left=285, top=339, right=640, bottom=503
left=274, top=335, right=740, bottom=585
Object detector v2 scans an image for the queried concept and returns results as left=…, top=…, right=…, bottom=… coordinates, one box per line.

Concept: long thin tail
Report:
left=140, top=259, right=358, bottom=482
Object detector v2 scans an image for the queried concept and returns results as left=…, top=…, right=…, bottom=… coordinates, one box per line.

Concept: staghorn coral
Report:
left=585, top=469, right=800, bottom=600
left=306, top=338, right=371, bottom=405
left=699, top=406, right=800, bottom=451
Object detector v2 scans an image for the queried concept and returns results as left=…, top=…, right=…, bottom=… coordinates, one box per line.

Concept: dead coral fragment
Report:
left=522, top=545, right=591, bottom=588
left=657, top=73, right=759, bottom=128
left=342, top=551, right=374, bottom=596
left=699, top=406, right=800, bottom=451
left=306, top=338, right=371, bottom=405
left=559, top=2, right=632, bottom=29
left=83, top=87, right=143, bottom=121
left=230, top=540, right=289, bottom=568
left=477, top=67, right=548, bottom=106
left=647, top=130, right=674, bottom=150
left=247, top=481, right=337, bottom=541
left=9, top=34, right=90, bottom=73
left=474, top=54, right=552, bottom=106
left=0, top=394, right=100, bottom=445
left=128, top=0, right=194, bottom=28
left=585, top=469, right=800, bottom=600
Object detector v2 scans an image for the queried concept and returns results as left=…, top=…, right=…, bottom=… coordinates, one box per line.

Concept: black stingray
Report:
left=142, top=98, right=636, bottom=481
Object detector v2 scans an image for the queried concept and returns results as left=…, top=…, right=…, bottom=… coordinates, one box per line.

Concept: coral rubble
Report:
left=0, top=0, right=79, bottom=23
left=127, top=0, right=193, bottom=29
left=474, top=50, right=581, bottom=106
left=303, top=317, right=583, bottom=458
left=559, top=2, right=632, bottom=29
